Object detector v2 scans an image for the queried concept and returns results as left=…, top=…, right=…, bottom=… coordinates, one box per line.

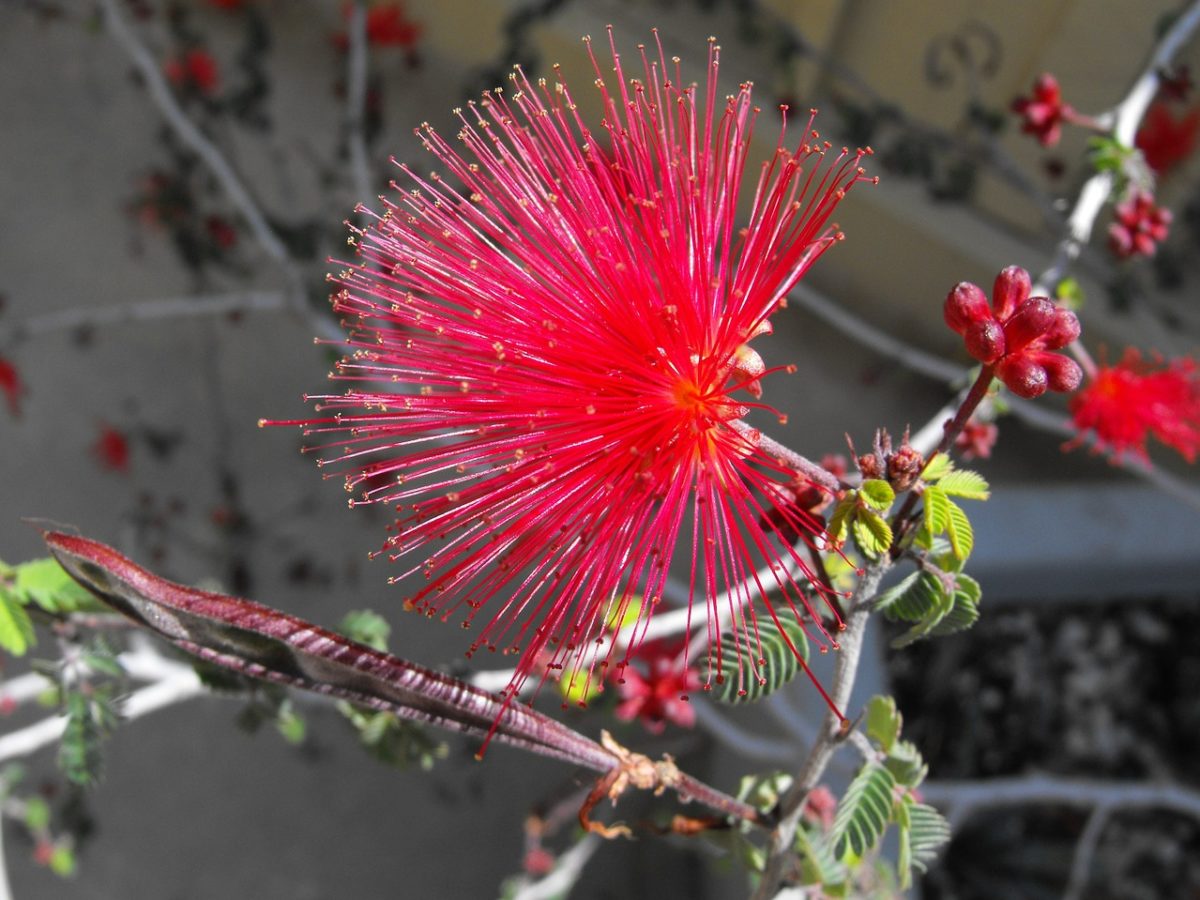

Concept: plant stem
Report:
left=750, top=559, right=890, bottom=900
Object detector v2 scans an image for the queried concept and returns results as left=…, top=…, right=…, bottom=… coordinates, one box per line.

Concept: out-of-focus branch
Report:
left=1036, top=0, right=1200, bottom=296
left=345, top=0, right=373, bottom=211
left=752, top=560, right=889, bottom=900
left=0, top=291, right=288, bottom=346
left=0, top=645, right=204, bottom=765
left=791, top=282, right=1200, bottom=512
left=920, top=774, right=1200, bottom=827
left=509, top=833, right=602, bottom=900
left=97, top=0, right=343, bottom=342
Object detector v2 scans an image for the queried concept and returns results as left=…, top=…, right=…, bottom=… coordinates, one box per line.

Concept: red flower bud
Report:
left=992, top=266, right=1032, bottom=321
left=1039, top=353, right=1083, bottom=393
left=964, top=319, right=1006, bottom=364
left=944, top=282, right=991, bottom=334
left=1043, top=308, right=1081, bottom=349
left=1002, top=297, right=1057, bottom=354
left=996, top=355, right=1049, bottom=399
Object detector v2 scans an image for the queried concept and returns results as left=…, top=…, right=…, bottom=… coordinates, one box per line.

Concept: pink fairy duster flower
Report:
left=614, top=641, right=701, bottom=734
left=1108, top=190, right=1172, bottom=259
left=1011, top=73, right=1075, bottom=147
left=0, top=358, right=24, bottom=417
left=271, top=33, right=872, bottom=712
left=1068, top=349, right=1200, bottom=462
left=944, top=266, right=1082, bottom=399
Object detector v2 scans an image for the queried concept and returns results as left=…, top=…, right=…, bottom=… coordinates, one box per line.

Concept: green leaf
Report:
left=929, top=574, right=982, bottom=636
left=937, top=470, right=990, bottom=501
left=1056, top=276, right=1085, bottom=310
left=0, top=592, right=36, bottom=657
left=58, top=691, right=114, bottom=786
left=884, top=739, right=928, bottom=788
left=920, top=454, right=952, bottom=483
left=891, top=581, right=956, bottom=648
left=858, top=479, right=895, bottom=512
left=23, top=796, right=50, bottom=832
left=875, top=572, right=943, bottom=623
left=12, top=558, right=103, bottom=614
left=828, top=497, right=855, bottom=546
left=276, top=701, right=306, bottom=745
left=865, top=695, right=901, bottom=753
left=906, top=798, right=952, bottom=875
left=922, top=485, right=950, bottom=535
left=337, top=609, right=391, bottom=652
left=714, top=615, right=809, bottom=704
left=832, top=762, right=897, bottom=859
left=944, top=500, right=974, bottom=560
left=795, top=827, right=847, bottom=889
left=851, top=511, right=892, bottom=560
left=49, top=845, right=76, bottom=878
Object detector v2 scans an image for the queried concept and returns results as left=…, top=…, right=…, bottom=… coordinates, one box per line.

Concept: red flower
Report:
left=1158, top=64, right=1193, bottom=102
left=0, top=358, right=24, bottom=417
left=944, top=266, right=1082, bottom=399
left=333, top=3, right=421, bottom=50
left=954, top=418, right=998, bottom=460
left=1135, top=102, right=1200, bottom=174
left=93, top=424, right=130, bottom=472
left=271, top=36, right=870, bottom=707
left=1109, top=190, right=1172, bottom=259
left=801, top=785, right=837, bottom=830
left=1069, top=349, right=1200, bottom=462
left=1012, top=73, right=1075, bottom=147
left=614, top=642, right=701, bottom=734
left=205, top=215, right=238, bottom=249
left=165, top=50, right=219, bottom=96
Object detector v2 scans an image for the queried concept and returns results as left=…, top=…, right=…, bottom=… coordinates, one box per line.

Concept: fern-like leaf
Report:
left=832, top=762, right=896, bottom=858
left=714, top=615, right=809, bottom=704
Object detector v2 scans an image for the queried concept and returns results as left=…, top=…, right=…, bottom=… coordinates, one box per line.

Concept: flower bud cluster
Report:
left=944, top=266, right=1082, bottom=399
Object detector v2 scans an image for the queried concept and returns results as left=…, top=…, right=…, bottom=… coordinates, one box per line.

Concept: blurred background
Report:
left=2, top=0, right=1199, bottom=897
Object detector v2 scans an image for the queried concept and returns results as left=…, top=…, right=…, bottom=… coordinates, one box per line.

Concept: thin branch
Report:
left=752, top=559, right=890, bottom=900
left=690, top=699, right=799, bottom=763
left=0, top=647, right=205, bottom=765
left=1063, top=804, right=1111, bottom=900
left=1035, top=0, right=1200, bottom=295
left=510, top=833, right=602, bottom=900
left=345, top=0, right=373, bottom=211
left=0, top=291, right=288, bottom=346
left=790, top=282, right=1200, bottom=512
left=919, top=774, right=1200, bottom=825
left=97, top=0, right=343, bottom=342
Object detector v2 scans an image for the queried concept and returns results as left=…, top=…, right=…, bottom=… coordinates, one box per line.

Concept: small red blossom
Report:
left=1012, top=73, right=1075, bottom=147
left=0, top=357, right=24, bottom=417
left=1158, top=64, right=1193, bottom=102
left=205, top=215, right=238, bottom=249
left=944, top=266, right=1082, bottom=399
left=165, top=50, right=219, bottom=96
left=954, top=418, right=998, bottom=460
left=93, top=425, right=130, bottom=473
left=272, top=35, right=872, bottom=714
left=522, top=847, right=555, bottom=877
left=1135, top=102, right=1200, bottom=174
left=1068, top=349, right=1200, bottom=462
left=1109, top=191, right=1172, bottom=259
left=333, top=3, right=421, bottom=50
left=614, top=642, right=701, bottom=734
left=801, top=785, right=837, bottom=830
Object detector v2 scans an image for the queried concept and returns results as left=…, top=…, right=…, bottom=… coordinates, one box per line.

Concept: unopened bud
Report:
left=944, top=282, right=991, bottom=335
left=964, top=319, right=1006, bottom=364
left=992, top=266, right=1032, bottom=320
